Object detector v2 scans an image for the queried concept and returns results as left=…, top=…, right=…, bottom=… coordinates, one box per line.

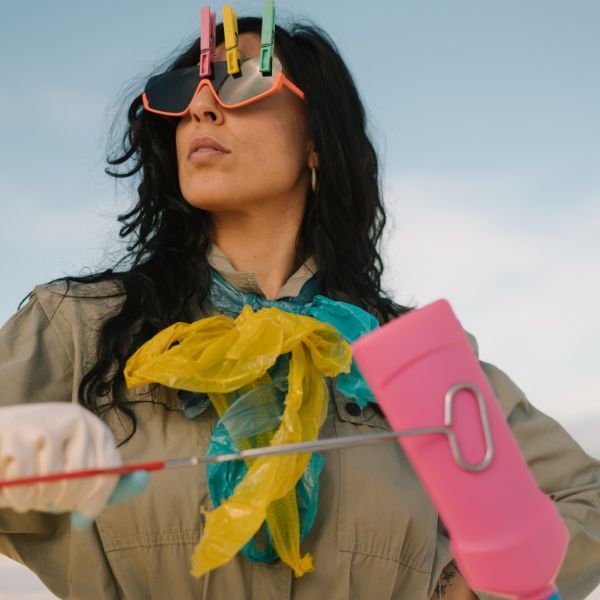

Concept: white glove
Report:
left=0, top=402, right=123, bottom=519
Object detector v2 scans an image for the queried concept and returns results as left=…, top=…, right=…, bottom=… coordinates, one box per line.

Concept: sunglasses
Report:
left=142, top=56, right=306, bottom=117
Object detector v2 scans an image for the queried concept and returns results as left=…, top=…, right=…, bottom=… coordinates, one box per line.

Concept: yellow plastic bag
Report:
left=209, top=383, right=306, bottom=576
left=124, top=305, right=352, bottom=577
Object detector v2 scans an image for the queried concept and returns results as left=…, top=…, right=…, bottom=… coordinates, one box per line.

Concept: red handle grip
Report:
left=0, top=460, right=166, bottom=489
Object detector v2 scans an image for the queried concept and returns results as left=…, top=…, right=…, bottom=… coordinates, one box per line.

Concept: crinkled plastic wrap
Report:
left=208, top=268, right=380, bottom=408
left=208, top=354, right=326, bottom=564
left=124, top=305, right=352, bottom=577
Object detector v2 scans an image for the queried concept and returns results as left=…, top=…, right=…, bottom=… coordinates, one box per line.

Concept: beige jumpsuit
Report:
left=1, top=248, right=599, bottom=599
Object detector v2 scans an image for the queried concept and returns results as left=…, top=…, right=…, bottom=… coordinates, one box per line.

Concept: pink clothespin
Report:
left=199, top=5, right=217, bottom=77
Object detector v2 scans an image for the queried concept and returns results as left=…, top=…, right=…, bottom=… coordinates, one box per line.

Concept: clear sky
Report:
left=2, top=0, right=599, bottom=435
left=1, top=2, right=599, bottom=596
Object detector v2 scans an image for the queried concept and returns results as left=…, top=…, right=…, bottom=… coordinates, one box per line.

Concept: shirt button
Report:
left=345, top=401, right=362, bottom=417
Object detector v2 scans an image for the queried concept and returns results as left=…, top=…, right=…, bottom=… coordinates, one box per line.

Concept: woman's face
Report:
left=175, top=33, right=313, bottom=213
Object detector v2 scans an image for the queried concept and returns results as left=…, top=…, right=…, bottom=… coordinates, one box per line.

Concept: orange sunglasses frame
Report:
left=142, top=61, right=306, bottom=117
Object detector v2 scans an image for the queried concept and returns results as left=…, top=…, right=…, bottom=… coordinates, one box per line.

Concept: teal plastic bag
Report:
left=206, top=353, right=325, bottom=563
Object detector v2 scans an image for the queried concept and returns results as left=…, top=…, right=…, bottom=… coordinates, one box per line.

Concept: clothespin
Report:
left=222, top=5, right=241, bottom=75
left=199, top=5, right=217, bottom=77
left=259, top=0, right=275, bottom=74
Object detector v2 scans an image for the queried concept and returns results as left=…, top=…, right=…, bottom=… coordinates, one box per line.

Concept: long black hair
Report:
left=49, top=17, right=413, bottom=444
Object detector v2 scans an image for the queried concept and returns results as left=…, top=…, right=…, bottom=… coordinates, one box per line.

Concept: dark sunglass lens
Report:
left=145, top=67, right=199, bottom=114
left=211, top=60, right=234, bottom=89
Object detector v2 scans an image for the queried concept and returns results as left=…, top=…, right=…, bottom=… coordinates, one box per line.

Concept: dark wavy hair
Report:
left=49, top=17, right=413, bottom=444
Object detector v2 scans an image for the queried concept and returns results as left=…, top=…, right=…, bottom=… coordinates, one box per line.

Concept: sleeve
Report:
left=0, top=290, right=74, bottom=546
left=470, top=362, right=600, bottom=600
left=0, top=290, right=75, bottom=407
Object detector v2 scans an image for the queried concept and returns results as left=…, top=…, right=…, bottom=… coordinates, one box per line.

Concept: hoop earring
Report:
left=311, top=167, right=318, bottom=193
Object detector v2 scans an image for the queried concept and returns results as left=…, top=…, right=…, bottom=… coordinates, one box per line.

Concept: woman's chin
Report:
left=181, top=197, right=235, bottom=212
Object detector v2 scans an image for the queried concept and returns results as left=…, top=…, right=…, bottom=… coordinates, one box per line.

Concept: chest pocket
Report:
left=330, top=378, right=437, bottom=576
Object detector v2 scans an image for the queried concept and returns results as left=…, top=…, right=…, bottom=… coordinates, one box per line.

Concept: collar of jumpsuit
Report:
left=206, top=242, right=318, bottom=300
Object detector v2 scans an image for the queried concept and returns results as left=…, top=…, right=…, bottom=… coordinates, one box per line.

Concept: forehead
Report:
left=214, top=32, right=263, bottom=62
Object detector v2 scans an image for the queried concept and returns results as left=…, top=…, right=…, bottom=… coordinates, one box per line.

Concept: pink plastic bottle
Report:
left=351, top=299, right=568, bottom=600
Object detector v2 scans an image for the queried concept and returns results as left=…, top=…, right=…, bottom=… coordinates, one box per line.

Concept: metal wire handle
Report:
left=0, top=382, right=495, bottom=489
left=169, top=381, right=494, bottom=472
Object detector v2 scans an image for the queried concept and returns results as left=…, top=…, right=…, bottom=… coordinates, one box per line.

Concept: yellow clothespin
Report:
left=222, top=5, right=241, bottom=75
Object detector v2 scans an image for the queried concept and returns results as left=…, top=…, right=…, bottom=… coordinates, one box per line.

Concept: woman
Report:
left=1, top=14, right=599, bottom=600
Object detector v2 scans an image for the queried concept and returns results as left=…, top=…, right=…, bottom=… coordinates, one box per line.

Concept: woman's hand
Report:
left=430, top=561, right=478, bottom=600
left=0, top=402, right=148, bottom=526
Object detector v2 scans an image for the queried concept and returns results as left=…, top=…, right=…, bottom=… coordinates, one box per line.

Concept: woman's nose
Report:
left=188, top=83, right=225, bottom=124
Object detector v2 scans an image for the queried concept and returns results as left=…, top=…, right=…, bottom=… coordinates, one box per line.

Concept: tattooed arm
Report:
left=429, top=561, right=478, bottom=600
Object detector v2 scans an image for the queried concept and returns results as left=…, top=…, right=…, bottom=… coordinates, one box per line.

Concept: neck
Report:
left=210, top=197, right=305, bottom=300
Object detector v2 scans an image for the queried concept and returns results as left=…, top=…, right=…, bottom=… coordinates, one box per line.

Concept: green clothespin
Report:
left=259, top=0, right=275, bottom=74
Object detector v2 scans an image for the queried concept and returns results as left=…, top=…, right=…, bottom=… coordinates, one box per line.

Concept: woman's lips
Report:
left=189, top=148, right=229, bottom=164
left=188, top=135, right=231, bottom=164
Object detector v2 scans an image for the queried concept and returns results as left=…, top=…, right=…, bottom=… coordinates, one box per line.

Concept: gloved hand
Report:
left=68, top=470, right=150, bottom=530
left=0, top=403, right=149, bottom=529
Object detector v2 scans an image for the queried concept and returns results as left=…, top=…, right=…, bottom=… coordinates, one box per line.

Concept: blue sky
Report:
left=2, top=1, right=599, bottom=438
left=1, top=2, right=599, bottom=596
